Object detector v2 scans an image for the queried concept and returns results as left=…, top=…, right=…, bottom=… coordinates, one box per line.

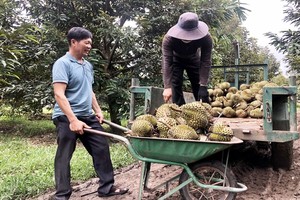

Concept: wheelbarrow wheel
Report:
left=179, top=160, right=237, bottom=200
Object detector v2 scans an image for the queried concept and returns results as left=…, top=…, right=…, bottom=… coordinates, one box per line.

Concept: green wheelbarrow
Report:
left=85, top=120, right=247, bottom=200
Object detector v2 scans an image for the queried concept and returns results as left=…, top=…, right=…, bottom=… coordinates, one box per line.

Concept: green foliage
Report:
left=0, top=0, right=283, bottom=124
left=266, top=0, right=300, bottom=74
left=271, top=74, right=289, bottom=86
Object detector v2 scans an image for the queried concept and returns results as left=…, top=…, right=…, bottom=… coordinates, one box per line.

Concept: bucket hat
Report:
left=167, top=12, right=209, bottom=40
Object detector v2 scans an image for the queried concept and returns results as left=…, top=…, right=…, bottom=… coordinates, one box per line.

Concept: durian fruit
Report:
left=211, top=107, right=223, bottom=117
left=180, top=102, right=209, bottom=129
left=213, top=88, right=224, bottom=97
left=167, top=124, right=198, bottom=140
left=226, top=92, right=234, bottom=100
left=264, top=82, right=278, bottom=87
left=228, top=87, right=238, bottom=94
left=236, top=109, right=248, bottom=118
left=208, top=122, right=234, bottom=141
left=249, top=84, right=261, bottom=94
left=241, top=89, right=253, bottom=102
left=234, top=100, right=248, bottom=110
left=202, top=102, right=212, bottom=111
left=155, top=103, right=180, bottom=118
left=131, top=119, right=154, bottom=137
left=222, top=107, right=236, bottom=118
left=249, top=108, right=263, bottom=118
left=246, top=105, right=255, bottom=115
left=255, top=94, right=263, bottom=101
left=211, top=100, right=223, bottom=107
left=219, top=82, right=231, bottom=91
left=231, top=93, right=243, bottom=104
left=155, top=104, right=172, bottom=118
left=201, top=103, right=213, bottom=121
left=250, top=100, right=262, bottom=108
left=216, top=96, right=226, bottom=104
left=258, top=80, right=269, bottom=88
left=136, top=114, right=157, bottom=126
left=175, top=116, right=187, bottom=125
left=208, top=88, right=214, bottom=97
left=157, top=117, right=177, bottom=138
left=240, top=84, right=250, bottom=90
left=168, top=103, right=181, bottom=118
left=223, top=99, right=233, bottom=107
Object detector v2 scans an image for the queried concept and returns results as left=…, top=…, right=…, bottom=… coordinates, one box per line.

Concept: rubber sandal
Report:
left=98, top=185, right=129, bottom=197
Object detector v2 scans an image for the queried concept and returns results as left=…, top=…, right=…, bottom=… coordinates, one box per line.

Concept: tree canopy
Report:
left=266, top=0, right=300, bottom=74
left=0, top=0, right=283, bottom=123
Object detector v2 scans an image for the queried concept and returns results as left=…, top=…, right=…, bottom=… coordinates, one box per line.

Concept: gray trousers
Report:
left=53, top=115, right=114, bottom=199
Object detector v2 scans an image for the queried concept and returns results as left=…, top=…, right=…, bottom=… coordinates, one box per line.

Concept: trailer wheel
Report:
left=271, top=141, right=293, bottom=170
left=179, top=161, right=237, bottom=200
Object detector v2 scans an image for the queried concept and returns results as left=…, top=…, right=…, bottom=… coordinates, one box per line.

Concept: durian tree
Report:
left=266, top=0, right=300, bottom=75
left=0, top=0, right=282, bottom=125
left=0, top=0, right=56, bottom=116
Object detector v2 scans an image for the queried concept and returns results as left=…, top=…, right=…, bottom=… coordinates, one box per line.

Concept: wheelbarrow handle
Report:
left=102, top=119, right=130, bottom=132
left=84, top=128, right=131, bottom=147
left=84, top=128, right=144, bottom=161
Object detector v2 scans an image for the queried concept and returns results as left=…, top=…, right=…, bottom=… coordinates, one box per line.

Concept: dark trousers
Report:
left=172, top=59, right=200, bottom=106
left=53, top=115, right=114, bottom=199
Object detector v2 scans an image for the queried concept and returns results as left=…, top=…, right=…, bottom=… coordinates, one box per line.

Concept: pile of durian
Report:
left=209, top=80, right=278, bottom=118
left=129, top=101, right=234, bottom=142
left=128, top=80, right=278, bottom=141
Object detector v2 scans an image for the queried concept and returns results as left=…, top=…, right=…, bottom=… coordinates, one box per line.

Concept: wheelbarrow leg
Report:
left=138, top=161, right=151, bottom=200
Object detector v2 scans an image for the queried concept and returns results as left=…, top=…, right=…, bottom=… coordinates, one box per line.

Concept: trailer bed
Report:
left=216, top=117, right=263, bottom=131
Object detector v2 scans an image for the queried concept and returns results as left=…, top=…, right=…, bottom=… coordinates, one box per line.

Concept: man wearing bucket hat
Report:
left=162, top=12, right=213, bottom=106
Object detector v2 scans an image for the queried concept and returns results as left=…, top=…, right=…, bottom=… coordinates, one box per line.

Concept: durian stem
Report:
left=169, top=106, right=182, bottom=113
left=157, top=119, right=173, bottom=129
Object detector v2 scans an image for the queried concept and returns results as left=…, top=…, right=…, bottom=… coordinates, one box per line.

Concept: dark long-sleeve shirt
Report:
left=162, top=34, right=213, bottom=88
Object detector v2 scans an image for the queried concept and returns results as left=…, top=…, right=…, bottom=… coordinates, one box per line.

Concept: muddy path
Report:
left=32, top=114, right=300, bottom=200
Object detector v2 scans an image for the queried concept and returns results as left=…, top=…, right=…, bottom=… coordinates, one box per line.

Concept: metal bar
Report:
left=143, top=162, right=151, bottom=189
left=102, top=119, right=129, bottom=132
left=182, top=163, right=247, bottom=193
left=129, top=78, right=140, bottom=122
left=235, top=65, right=239, bottom=88
left=263, top=64, right=268, bottom=80
left=223, top=149, right=230, bottom=187
left=158, top=178, right=193, bottom=200
left=150, top=174, right=180, bottom=191
left=138, top=162, right=150, bottom=200
left=212, top=64, right=268, bottom=68
left=246, top=67, right=250, bottom=84
left=289, top=76, right=297, bottom=132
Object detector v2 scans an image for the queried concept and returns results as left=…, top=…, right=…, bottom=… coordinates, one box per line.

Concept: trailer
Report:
left=129, top=76, right=299, bottom=170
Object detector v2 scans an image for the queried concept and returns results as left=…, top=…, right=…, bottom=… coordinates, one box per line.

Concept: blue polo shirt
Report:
left=52, top=52, right=94, bottom=119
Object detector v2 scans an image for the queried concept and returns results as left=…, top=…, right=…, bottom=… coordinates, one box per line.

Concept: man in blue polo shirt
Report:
left=52, top=27, right=128, bottom=199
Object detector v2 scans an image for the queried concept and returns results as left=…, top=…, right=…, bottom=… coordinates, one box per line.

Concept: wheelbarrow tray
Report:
left=128, top=136, right=243, bottom=164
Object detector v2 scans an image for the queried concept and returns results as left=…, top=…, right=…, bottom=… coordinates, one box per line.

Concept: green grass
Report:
left=0, top=117, right=136, bottom=200
left=0, top=116, right=56, bottom=137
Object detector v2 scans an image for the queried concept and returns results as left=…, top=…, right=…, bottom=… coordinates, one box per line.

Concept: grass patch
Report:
left=0, top=116, right=56, bottom=137
left=0, top=133, right=136, bottom=200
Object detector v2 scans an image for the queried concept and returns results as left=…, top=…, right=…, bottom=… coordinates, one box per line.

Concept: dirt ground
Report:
left=32, top=118, right=300, bottom=200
